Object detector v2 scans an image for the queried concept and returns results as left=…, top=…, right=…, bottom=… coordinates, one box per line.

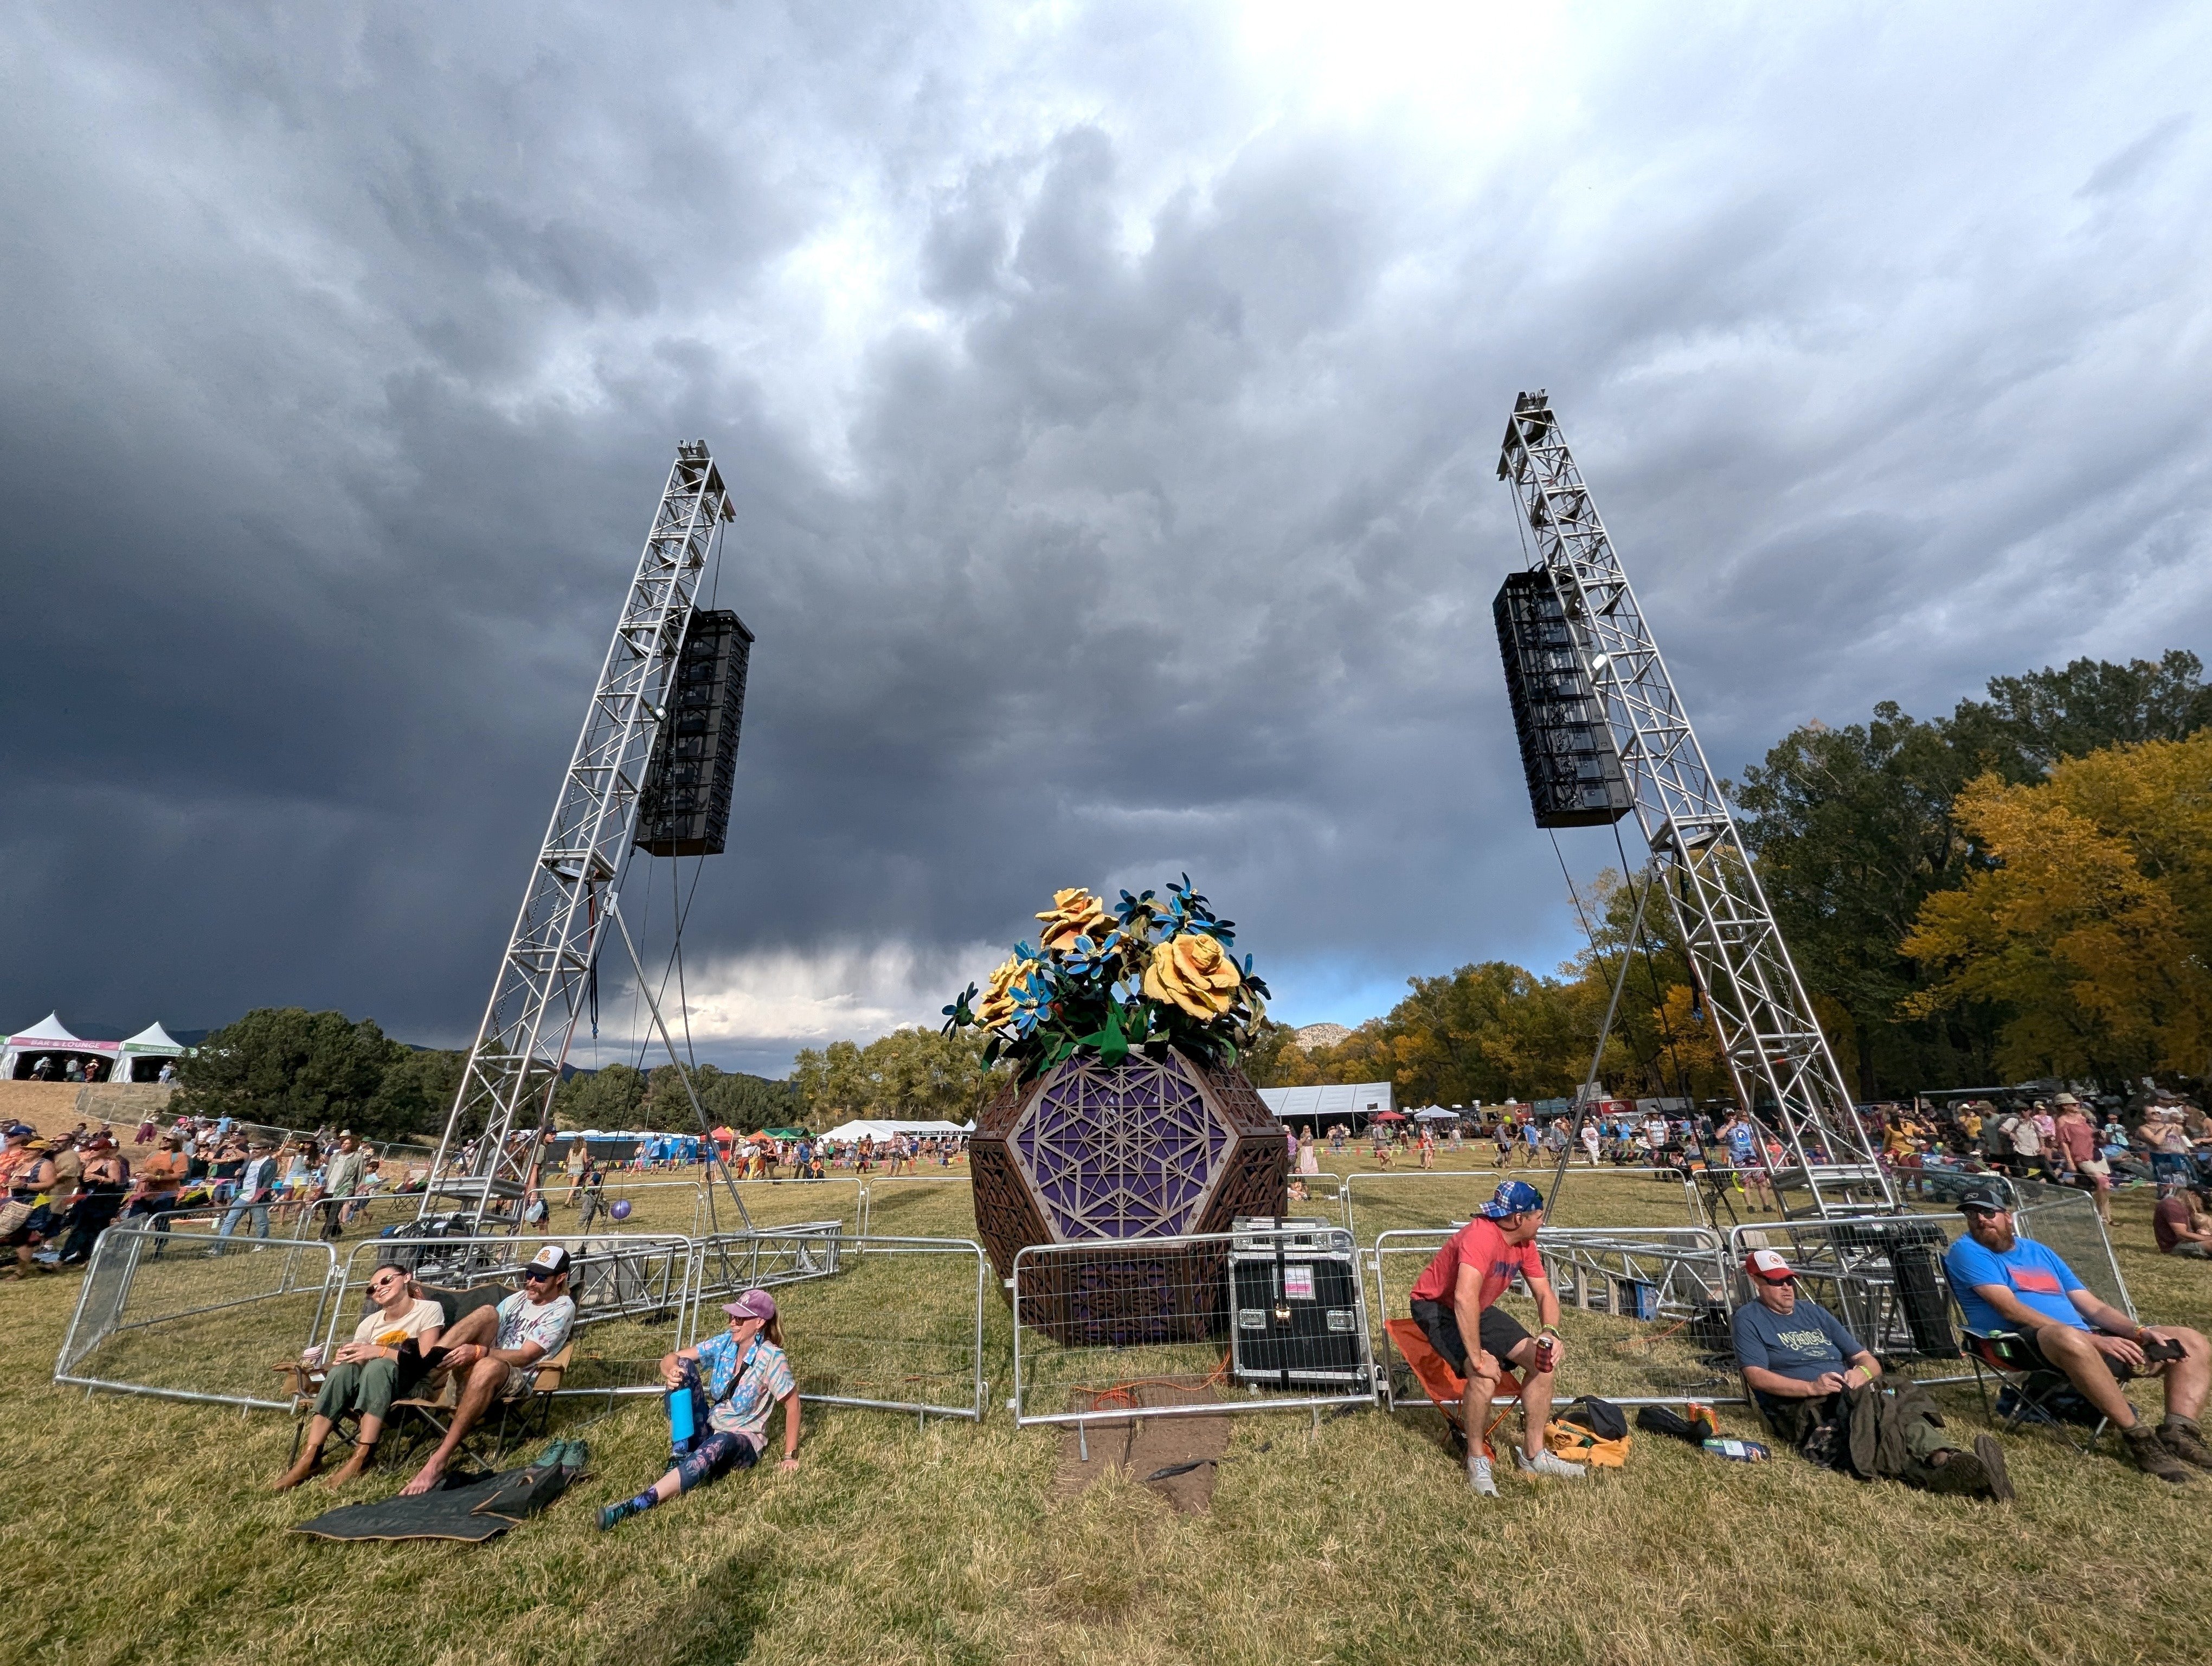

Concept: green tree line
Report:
left=175, top=1007, right=794, bottom=1140
left=1261, top=650, right=2212, bottom=1104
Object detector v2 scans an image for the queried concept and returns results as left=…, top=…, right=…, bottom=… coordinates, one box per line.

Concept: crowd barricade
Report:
left=1283, top=1170, right=1351, bottom=1229
left=757, top=1234, right=991, bottom=1422
left=322, top=1229, right=697, bottom=1402
left=1010, top=1223, right=1378, bottom=1453
left=1726, top=1214, right=1970, bottom=1381
left=2004, top=1178, right=2135, bottom=1319
left=717, top=1175, right=865, bottom=1238
left=1369, top=1225, right=1740, bottom=1413
left=540, top=1176, right=712, bottom=1238
left=857, top=1174, right=973, bottom=1239
left=1344, top=1166, right=1699, bottom=1243
left=54, top=1226, right=339, bottom=1409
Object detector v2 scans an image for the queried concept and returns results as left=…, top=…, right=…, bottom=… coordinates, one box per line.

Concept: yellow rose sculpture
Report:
left=975, top=955, right=1024, bottom=1029
left=1143, top=932, right=1243, bottom=1019
left=1034, top=887, right=1113, bottom=953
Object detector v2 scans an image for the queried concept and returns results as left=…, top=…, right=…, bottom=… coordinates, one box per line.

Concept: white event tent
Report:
left=1255, top=1082, right=1393, bottom=1124
left=115, top=1022, right=195, bottom=1081
left=817, top=1118, right=972, bottom=1144
left=3, top=1014, right=196, bottom=1081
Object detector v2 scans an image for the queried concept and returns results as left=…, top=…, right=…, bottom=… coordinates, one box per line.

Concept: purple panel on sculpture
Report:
left=1011, top=1053, right=1227, bottom=1239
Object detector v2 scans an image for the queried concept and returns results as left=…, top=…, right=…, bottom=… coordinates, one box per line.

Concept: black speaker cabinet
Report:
left=1494, top=568, right=1632, bottom=829
left=637, top=608, right=754, bottom=857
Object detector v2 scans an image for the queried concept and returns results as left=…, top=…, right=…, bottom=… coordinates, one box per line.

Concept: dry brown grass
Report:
left=6, top=1154, right=2210, bottom=1665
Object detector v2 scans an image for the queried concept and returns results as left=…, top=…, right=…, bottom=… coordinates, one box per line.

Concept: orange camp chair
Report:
left=1383, top=1317, right=1523, bottom=1458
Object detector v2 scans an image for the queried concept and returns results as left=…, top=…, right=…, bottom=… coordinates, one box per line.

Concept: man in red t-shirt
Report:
left=2153, top=1184, right=2212, bottom=1259
left=1408, top=1178, right=1584, bottom=1495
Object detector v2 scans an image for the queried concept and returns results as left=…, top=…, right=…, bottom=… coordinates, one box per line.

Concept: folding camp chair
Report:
left=1382, top=1318, right=1525, bottom=1458
left=1961, top=1328, right=2111, bottom=1453
left=273, top=1358, right=365, bottom=1465
left=387, top=1343, right=575, bottom=1476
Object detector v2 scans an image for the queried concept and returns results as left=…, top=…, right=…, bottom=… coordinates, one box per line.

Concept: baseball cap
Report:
left=722, top=1288, right=778, bottom=1323
left=1957, top=1186, right=2011, bottom=1216
left=1478, top=1178, right=1546, bottom=1219
left=1743, top=1249, right=1795, bottom=1283
left=523, top=1245, right=571, bottom=1280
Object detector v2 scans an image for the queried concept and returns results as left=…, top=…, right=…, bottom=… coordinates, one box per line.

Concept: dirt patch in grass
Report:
left=1054, top=1384, right=1232, bottom=1513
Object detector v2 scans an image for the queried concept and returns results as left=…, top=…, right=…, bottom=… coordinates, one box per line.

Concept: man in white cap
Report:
left=1733, top=1248, right=2010, bottom=1497
left=401, top=1244, right=576, bottom=1495
left=600, top=1286, right=801, bottom=1528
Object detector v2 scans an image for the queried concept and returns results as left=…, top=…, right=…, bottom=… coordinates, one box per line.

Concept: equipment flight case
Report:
left=1228, top=1216, right=1369, bottom=1389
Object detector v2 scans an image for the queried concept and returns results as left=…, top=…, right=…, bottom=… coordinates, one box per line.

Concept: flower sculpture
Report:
left=942, top=876, right=1271, bottom=1081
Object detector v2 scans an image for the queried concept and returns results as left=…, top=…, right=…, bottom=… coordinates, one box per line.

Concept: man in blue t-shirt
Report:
left=1946, top=1187, right=2211, bottom=1483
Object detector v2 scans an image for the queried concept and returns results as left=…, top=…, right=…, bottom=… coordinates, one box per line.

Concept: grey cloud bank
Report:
left=2, top=3, right=2208, bottom=1077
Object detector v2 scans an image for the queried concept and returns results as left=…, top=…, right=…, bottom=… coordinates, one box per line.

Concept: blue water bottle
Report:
left=667, top=1360, right=699, bottom=1456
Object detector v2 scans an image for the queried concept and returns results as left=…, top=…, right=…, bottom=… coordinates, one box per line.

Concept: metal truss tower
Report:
left=422, top=443, right=735, bottom=1228
left=1497, top=392, right=1893, bottom=1218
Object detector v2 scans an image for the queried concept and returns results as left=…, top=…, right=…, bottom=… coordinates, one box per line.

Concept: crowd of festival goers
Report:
left=0, top=1113, right=972, bottom=1276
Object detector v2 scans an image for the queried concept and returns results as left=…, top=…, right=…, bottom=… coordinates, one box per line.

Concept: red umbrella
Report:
left=1370, top=1110, right=1407, bottom=1122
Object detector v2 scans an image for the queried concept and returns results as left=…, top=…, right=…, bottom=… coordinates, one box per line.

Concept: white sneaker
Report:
left=1515, top=1447, right=1587, bottom=1481
left=1467, top=1454, right=1498, bottom=1496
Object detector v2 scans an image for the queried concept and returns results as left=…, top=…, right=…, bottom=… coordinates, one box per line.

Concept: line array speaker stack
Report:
left=1493, top=568, right=1632, bottom=829
left=636, top=608, right=754, bottom=858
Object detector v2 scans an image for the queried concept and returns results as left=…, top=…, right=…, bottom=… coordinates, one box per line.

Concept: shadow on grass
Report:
left=599, top=1545, right=783, bottom=1665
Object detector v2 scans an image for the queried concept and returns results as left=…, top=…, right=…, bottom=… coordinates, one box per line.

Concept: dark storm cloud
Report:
left=3, top=3, right=2210, bottom=1073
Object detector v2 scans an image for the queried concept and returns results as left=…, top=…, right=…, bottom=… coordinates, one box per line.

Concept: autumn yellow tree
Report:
left=1902, top=730, right=2212, bottom=1080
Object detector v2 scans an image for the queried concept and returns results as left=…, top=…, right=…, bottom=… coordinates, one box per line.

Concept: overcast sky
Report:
left=4, top=3, right=2209, bottom=1076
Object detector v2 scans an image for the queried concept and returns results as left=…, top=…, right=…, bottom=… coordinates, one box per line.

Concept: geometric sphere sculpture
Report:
left=971, top=1048, right=1287, bottom=1344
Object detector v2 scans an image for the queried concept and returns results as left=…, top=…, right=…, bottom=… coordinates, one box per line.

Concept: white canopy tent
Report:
left=115, top=1022, right=195, bottom=1082
left=1255, top=1082, right=1393, bottom=1124
left=816, top=1118, right=970, bottom=1144
left=2, top=1013, right=118, bottom=1081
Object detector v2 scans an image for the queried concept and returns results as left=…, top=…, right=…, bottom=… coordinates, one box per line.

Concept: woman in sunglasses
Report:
left=273, top=1263, right=443, bottom=1490
left=600, top=1287, right=799, bottom=1529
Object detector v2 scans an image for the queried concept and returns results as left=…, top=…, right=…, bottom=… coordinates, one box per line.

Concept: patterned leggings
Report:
left=673, top=1429, right=758, bottom=1491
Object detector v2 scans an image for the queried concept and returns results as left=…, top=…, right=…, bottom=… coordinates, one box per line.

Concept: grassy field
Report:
left=7, top=1154, right=2211, bottom=1666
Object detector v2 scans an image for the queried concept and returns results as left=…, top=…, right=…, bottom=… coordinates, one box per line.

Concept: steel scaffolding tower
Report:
left=1497, top=392, right=1892, bottom=1218
left=421, top=442, right=735, bottom=1228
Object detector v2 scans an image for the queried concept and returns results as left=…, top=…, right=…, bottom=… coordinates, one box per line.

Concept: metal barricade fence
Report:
left=326, top=1231, right=696, bottom=1401
left=53, top=1226, right=338, bottom=1409
left=1727, top=1215, right=1970, bottom=1383
left=546, top=1177, right=711, bottom=1238
left=691, top=1223, right=846, bottom=1324
left=1011, top=1224, right=1378, bottom=1443
left=2007, top=1178, right=2135, bottom=1319
left=857, top=1175, right=974, bottom=1240
left=723, top=1176, right=865, bottom=1237
left=744, top=1235, right=991, bottom=1422
left=1284, top=1170, right=1350, bottom=1229
left=1369, top=1225, right=1739, bottom=1412
left=1345, top=1167, right=1699, bottom=1242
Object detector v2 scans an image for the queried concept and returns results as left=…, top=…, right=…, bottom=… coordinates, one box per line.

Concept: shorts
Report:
left=496, top=1362, right=542, bottom=1401
left=1409, top=1299, right=1534, bottom=1376
left=2005, top=1327, right=2138, bottom=1382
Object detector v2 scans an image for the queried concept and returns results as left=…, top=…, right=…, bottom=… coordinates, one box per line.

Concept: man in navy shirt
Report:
left=1733, top=1249, right=2009, bottom=1497
left=1945, top=1187, right=2211, bottom=1483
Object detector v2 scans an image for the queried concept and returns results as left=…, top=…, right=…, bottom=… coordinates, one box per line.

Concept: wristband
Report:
left=1540, top=1324, right=1561, bottom=1337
